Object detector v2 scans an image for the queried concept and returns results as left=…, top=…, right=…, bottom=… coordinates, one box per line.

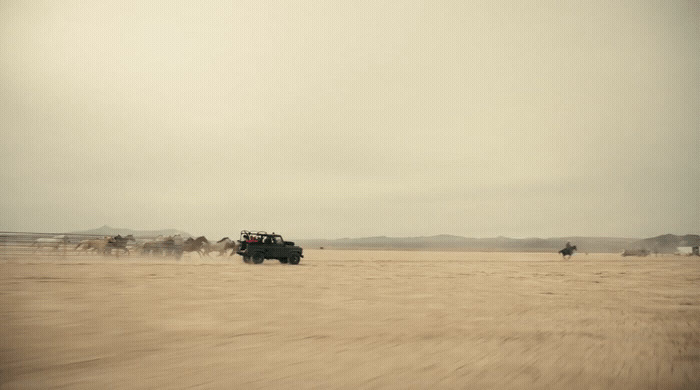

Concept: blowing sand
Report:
left=1, top=251, right=698, bottom=389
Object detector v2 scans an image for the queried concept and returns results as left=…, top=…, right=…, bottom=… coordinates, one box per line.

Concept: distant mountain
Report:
left=70, top=225, right=192, bottom=238
left=297, top=234, right=697, bottom=253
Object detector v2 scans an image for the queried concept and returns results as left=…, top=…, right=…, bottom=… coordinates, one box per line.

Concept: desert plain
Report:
left=0, top=250, right=698, bottom=389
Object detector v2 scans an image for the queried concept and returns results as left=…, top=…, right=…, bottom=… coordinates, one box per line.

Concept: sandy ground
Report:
left=0, top=250, right=698, bottom=389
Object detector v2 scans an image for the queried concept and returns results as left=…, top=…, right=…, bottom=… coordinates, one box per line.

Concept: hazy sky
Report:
left=1, top=1, right=698, bottom=239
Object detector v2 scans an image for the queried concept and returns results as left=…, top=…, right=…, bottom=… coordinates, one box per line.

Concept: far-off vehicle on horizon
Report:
left=235, top=230, right=303, bottom=265
left=621, top=249, right=650, bottom=257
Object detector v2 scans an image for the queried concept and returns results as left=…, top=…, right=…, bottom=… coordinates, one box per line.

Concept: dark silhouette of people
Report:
left=240, top=234, right=250, bottom=250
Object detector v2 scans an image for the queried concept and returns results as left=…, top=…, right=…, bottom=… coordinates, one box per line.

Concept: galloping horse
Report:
left=33, top=235, right=69, bottom=252
left=142, top=235, right=184, bottom=259
left=162, top=235, right=184, bottom=258
left=141, top=235, right=169, bottom=256
left=559, top=245, right=577, bottom=259
left=203, top=237, right=236, bottom=256
left=183, top=236, right=208, bottom=257
left=75, top=237, right=111, bottom=254
left=104, top=234, right=135, bottom=255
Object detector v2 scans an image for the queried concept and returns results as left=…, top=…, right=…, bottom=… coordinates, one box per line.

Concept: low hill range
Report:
left=70, top=225, right=192, bottom=239
left=297, top=234, right=700, bottom=253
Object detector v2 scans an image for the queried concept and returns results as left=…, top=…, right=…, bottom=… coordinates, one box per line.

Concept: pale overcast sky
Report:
left=1, top=1, right=698, bottom=239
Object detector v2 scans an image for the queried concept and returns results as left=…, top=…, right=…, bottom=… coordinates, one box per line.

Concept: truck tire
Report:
left=252, top=252, right=264, bottom=264
left=288, top=253, right=301, bottom=265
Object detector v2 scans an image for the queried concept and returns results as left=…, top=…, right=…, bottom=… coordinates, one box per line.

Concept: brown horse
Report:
left=142, top=235, right=184, bottom=259
left=104, top=234, right=135, bottom=255
left=183, top=236, right=209, bottom=257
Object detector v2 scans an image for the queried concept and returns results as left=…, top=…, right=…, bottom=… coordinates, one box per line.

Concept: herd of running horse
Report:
left=30, top=234, right=239, bottom=258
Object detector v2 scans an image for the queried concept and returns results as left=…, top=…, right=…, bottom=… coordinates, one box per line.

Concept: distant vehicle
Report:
left=621, top=249, right=650, bottom=257
left=235, top=230, right=303, bottom=265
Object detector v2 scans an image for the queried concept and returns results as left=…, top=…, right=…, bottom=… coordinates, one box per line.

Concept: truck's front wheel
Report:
left=288, top=253, right=301, bottom=265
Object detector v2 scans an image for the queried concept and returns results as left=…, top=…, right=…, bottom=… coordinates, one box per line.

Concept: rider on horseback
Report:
left=560, top=241, right=577, bottom=259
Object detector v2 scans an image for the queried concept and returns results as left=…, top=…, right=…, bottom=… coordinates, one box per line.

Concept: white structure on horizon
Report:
left=676, top=246, right=700, bottom=256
